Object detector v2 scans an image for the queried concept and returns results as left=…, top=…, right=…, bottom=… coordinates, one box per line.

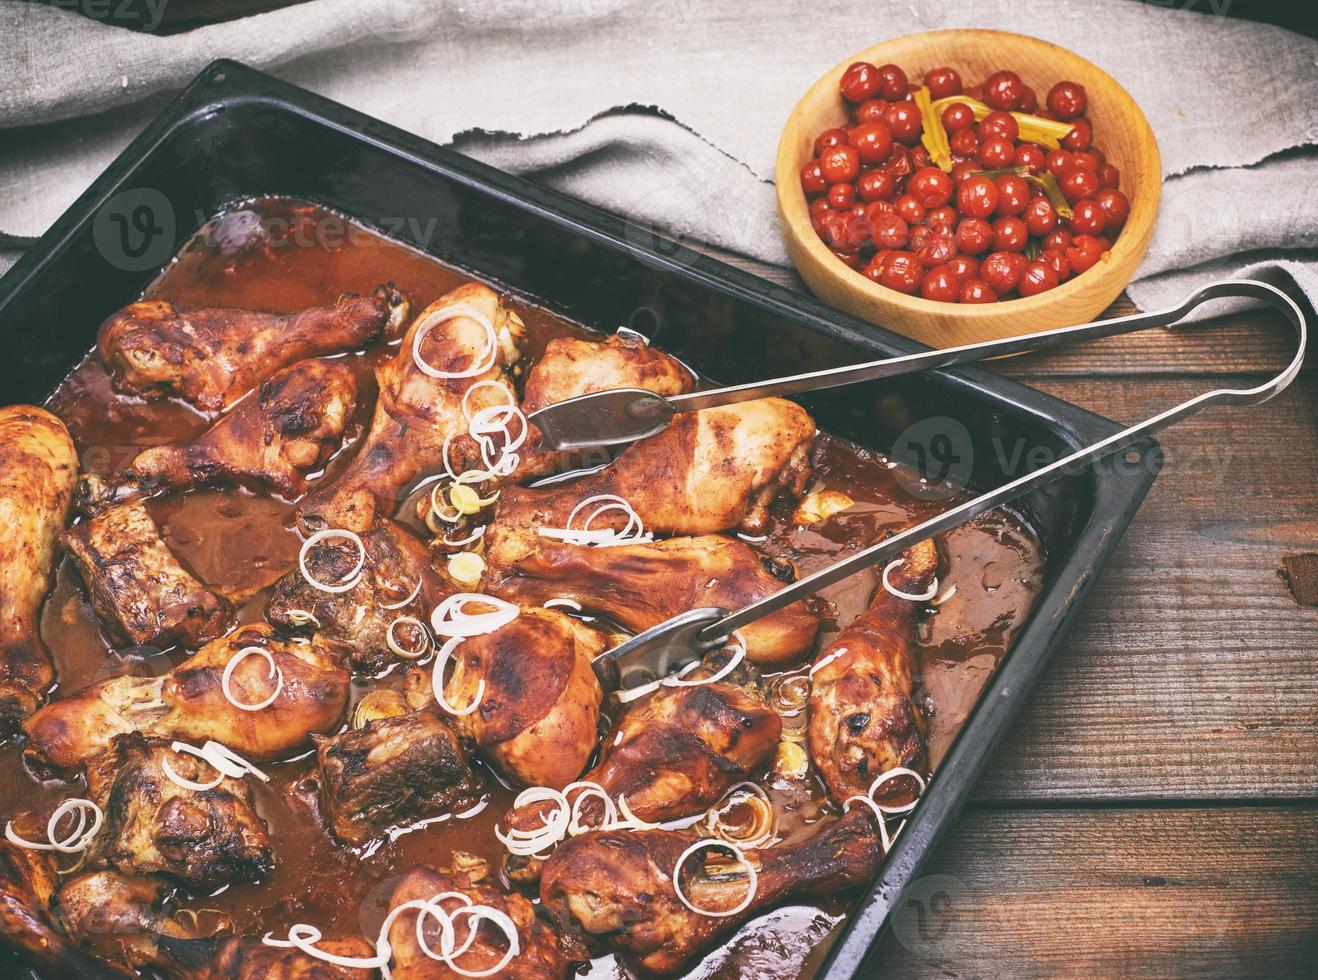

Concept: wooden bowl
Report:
left=776, top=29, right=1161, bottom=347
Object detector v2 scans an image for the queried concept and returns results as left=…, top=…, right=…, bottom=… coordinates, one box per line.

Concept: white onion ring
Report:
left=705, top=781, right=775, bottom=849
left=221, top=646, right=284, bottom=712
left=432, top=637, right=484, bottom=717
left=460, top=379, right=516, bottom=421
left=615, top=794, right=659, bottom=830
left=565, top=782, right=619, bottom=836
left=614, top=677, right=662, bottom=704
left=299, top=528, right=366, bottom=595
left=411, top=302, right=498, bottom=380
left=161, top=753, right=224, bottom=792
left=442, top=525, right=487, bottom=548
left=170, top=740, right=270, bottom=783
left=537, top=494, right=651, bottom=548
left=442, top=905, right=521, bottom=977
left=430, top=593, right=519, bottom=639
left=672, top=839, right=758, bottom=918
left=809, top=645, right=849, bottom=677
left=494, top=787, right=570, bottom=857
left=387, top=616, right=432, bottom=660
left=542, top=597, right=582, bottom=611
left=842, top=765, right=928, bottom=851
left=663, top=634, right=745, bottom=688
left=381, top=578, right=423, bottom=611
left=4, top=799, right=103, bottom=853
left=881, top=558, right=939, bottom=602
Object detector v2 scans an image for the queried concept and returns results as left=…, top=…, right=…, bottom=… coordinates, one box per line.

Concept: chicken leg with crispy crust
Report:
left=301, top=282, right=527, bottom=532
left=98, top=285, right=407, bottom=412
left=484, top=533, right=820, bottom=665
left=809, top=538, right=938, bottom=802
left=80, top=358, right=358, bottom=515
left=0, top=406, right=78, bottom=728
left=484, top=397, right=815, bottom=572
left=23, top=624, right=350, bottom=769
left=540, top=808, right=881, bottom=974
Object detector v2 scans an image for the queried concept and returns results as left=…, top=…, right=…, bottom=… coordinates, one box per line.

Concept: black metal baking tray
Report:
left=0, top=60, right=1160, bottom=979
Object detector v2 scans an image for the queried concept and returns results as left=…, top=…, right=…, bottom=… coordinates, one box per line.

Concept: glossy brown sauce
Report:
left=4, top=199, right=1044, bottom=979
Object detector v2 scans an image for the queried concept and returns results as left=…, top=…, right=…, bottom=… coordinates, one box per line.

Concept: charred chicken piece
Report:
left=0, top=406, right=78, bottom=727
left=540, top=807, right=881, bottom=974
left=62, top=499, right=234, bottom=649
left=485, top=397, right=815, bottom=571
left=315, top=708, right=479, bottom=847
left=501, top=652, right=780, bottom=885
left=83, top=733, right=273, bottom=889
left=266, top=519, right=448, bottom=674
left=81, top=359, right=358, bottom=515
left=517, top=332, right=694, bottom=481
left=24, top=624, right=351, bottom=769
left=98, top=285, right=407, bottom=412
left=300, top=282, right=527, bottom=532
left=486, top=534, right=820, bottom=665
left=441, top=606, right=605, bottom=789
left=385, top=859, right=569, bottom=979
left=809, top=539, right=937, bottom=802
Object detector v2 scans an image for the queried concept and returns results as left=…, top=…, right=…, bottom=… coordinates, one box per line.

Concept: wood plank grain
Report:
left=969, top=372, right=1318, bottom=801
left=870, top=805, right=1318, bottom=978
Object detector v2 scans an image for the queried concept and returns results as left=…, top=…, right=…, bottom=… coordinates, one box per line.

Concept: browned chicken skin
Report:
left=809, top=538, right=938, bottom=802
left=98, top=285, right=407, bottom=412
left=266, top=519, right=449, bottom=674
left=62, top=499, right=234, bottom=649
left=82, top=733, right=273, bottom=889
left=82, top=358, right=358, bottom=514
left=540, top=807, right=881, bottom=974
left=517, top=332, right=694, bottom=481
left=24, top=624, right=351, bottom=769
left=314, top=708, right=479, bottom=847
left=485, top=397, right=815, bottom=572
left=0, top=406, right=78, bottom=727
left=502, top=652, right=780, bottom=885
left=301, top=282, right=527, bottom=532
left=385, top=859, right=569, bottom=978
left=442, top=607, right=605, bottom=789
left=486, top=534, right=820, bottom=665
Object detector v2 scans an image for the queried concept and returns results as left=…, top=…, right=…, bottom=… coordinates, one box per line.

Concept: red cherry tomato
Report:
left=881, top=144, right=913, bottom=182
left=1098, top=163, right=1121, bottom=189
left=813, top=128, right=849, bottom=157
left=981, top=251, right=1026, bottom=293
left=1066, top=233, right=1105, bottom=273
left=1095, top=188, right=1130, bottom=229
left=979, top=111, right=1020, bottom=143
left=819, top=145, right=861, bottom=183
left=941, top=101, right=975, bottom=132
left=828, top=182, right=856, bottom=209
left=977, top=137, right=1016, bottom=169
left=992, top=216, right=1029, bottom=252
left=883, top=101, right=923, bottom=145
left=876, top=64, right=909, bottom=100
left=840, top=62, right=882, bottom=103
left=856, top=99, right=890, bottom=124
left=877, top=250, right=923, bottom=293
left=927, top=205, right=958, bottom=233
left=951, top=160, right=980, bottom=184
left=863, top=199, right=895, bottom=226
left=1062, top=118, right=1093, bottom=152
left=1038, top=248, right=1071, bottom=280
left=801, top=159, right=828, bottom=195
left=857, top=169, right=896, bottom=202
left=1045, top=149, right=1075, bottom=177
left=1068, top=197, right=1107, bottom=235
left=920, top=264, right=961, bottom=302
left=909, top=166, right=954, bottom=208
left=830, top=247, right=862, bottom=269
left=894, top=193, right=926, bottom=224
left=849, top=122, right=895, bottom=164
left=983, top=70, right=1025, bottom=110
left=957, top=175, right=999, bottom=218
left=916, top=232, right=958, bottom=268
left=910, top=145, right=933, bottom=170
left=1042, top=228, right=1073, bottom=253
left=949, top=128, right=979, bottom=157
left=959, top=278, right=998, bottom=303
left=1018, top=260, right=1060, bottom=296
left=995, top=175, right=1031, bottom=216
left=1059, top=167, right=1099, bottom=203
left=1070, top=150, right=1101, bottom=174
left=924, top=66, right=963, bottom=100
left=873, top=213, right=910, bottom=250
left=1024, top=195, right=1058, bottom=235
left=955, top=217, right=994, bottom=255
left=1046, top=80, right=1088, bottom=120
left=947, top=254, right=980, bottom=281
left=1014, top=144, right=1046, bottom=174
left=1017, top=85, right=1038, bottom=114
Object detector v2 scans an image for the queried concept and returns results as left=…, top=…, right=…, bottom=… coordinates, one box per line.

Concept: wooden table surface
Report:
left=715, top=250, right=1318, bottom=977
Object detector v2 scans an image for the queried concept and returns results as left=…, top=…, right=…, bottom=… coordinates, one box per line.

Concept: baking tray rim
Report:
left=0, top=59, right=1163, bottom=980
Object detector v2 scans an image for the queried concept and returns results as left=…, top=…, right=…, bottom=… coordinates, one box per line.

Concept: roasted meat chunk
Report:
left=82, top=359, right=358, bottom=514
left=486, top=533, right=820, bottom=665
left=540, top=809, right=880, bottom=974
left=62, top=500, right=233, bottom=649
left=98, top=285, right=407, bottom=412
left=315, top=708, right=478, bottom=846
left=485, top=397, right=815, bottom=571
left=83, top=733, right=273, bottom=889
left=809, top=538, right=937, bottom=801
left=266, top=519, right=448, bottom=674
left=0, top=406, right=78, bottom=727
left=384, top=860, right=570, bottom=978
left=300, top=282, right=527, bottom=532
left=24, top=624, right=351, bottom=769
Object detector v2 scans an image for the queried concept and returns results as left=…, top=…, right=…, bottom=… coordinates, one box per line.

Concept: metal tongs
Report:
left=528, top=279, right=1308, bottom=695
